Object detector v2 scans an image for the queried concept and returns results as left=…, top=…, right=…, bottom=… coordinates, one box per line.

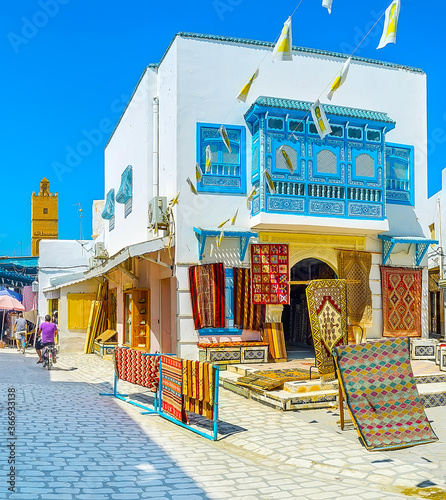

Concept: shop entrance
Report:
left=282, top=258, right=337, bottom=348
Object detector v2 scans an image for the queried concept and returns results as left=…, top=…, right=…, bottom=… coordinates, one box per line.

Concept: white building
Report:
left=49, top=32, right=435, bottom=357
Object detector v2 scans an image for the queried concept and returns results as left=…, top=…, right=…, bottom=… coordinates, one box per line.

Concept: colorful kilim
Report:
left=262, top=323, right=287, bottom=361
left=140, top=354, right=159, bottom=391
left=251, top=244, right=289, bottom=305
left=161, top=355, right=186, bottom=422
left=197, top=341, right=269, bottom=348
left=233, top=268, right=265, bottom=330
left=188, top=263, right=226, bottom=329
left=333, top=338, right=438, bottom=451
left=114, top=348, right=160, bottom=392
left=306, top=280, right=348, bottom=381
left=381, top=267, right=422, bottom=338
left=114, top=347, right=137, bottom=383
left=337, top=251, right=372, bottom=326
left=182, top=360, right=215, bottom=419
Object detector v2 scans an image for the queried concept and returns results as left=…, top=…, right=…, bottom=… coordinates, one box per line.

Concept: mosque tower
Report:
left=31, top=178, right=58, bottom=256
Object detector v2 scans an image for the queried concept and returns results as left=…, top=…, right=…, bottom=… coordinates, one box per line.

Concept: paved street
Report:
left=1, top=348, right=446, bottom=499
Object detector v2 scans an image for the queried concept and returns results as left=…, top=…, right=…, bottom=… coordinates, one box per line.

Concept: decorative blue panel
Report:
left=267, top=196, right=305, bottom=213
left=116, top=165, right=132, bottom=204
left=252, top=196, right=260, bottom=215
left=197, top=123, right=246, bottom=195
left=101, top=189, right=115, bottom=220
left=309, top=199, right=345, bottom=215
left=348, top=202, right=382, bottom=218
left=385, top=143, right=414, bottom=206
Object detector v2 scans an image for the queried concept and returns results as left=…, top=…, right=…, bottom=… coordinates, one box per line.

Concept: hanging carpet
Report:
left=188, top=263, right=226, bottom=329
left=262, top=322, right=287, bottom=361
left=161, top=355, right=186, bottom=422
left=337, top=250, right=372, bottom=326
left=182, top=359, right=215, bottom=420
left=333, top=338, right=438, bottom=451
left=306, top=279, right=348, bottom=381
left=381, top=266, right=422, bottom=338
left=233, top=267, right=265, bottom=330
left=113, top=347, right=160, bottom=392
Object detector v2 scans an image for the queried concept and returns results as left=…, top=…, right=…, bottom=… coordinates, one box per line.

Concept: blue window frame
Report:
left=196, top=123, right=246, bottom=195
left=198, top=268, right=242, bottom=335
left=385, top=143, right=414, bottom=205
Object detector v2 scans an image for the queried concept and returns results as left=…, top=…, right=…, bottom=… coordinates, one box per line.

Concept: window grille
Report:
left=316, top=149, right=337, bottom=174
left=355, top=153, right=375, bottom=178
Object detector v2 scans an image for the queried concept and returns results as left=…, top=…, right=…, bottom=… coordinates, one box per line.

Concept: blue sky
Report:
left=1, top=0, right=444, bottom=256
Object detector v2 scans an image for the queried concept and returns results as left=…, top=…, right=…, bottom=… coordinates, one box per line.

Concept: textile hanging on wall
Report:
left=333, top=338, right=438, bottom=451
left=381, top=266, right=422, bottom=338
left=337, top=251, right=372, bottom=326
left=161, top=355, right=186, bottom=422
left=306, top=279, right=348, bottom=381
left=182, top=360, right=215, bottom=420
left=262, top=323, right=287, bottom=361
left=22, top=286, right=37, bottom=312
left=188, top=263, right=226, bottom=330
left=233, top=268, right=265, bottom=330
left=251, top=244, right=289, bottom=305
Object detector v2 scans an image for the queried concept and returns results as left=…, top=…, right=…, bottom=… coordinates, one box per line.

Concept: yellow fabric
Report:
left=67, top=293, right=95, bottom=330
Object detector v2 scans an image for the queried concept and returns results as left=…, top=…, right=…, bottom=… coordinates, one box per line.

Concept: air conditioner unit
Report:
left=94, top=241, right=108, bottom=259
left=148, top=196, right=167, bottom=226
left=89, top=257, right=101, bottom=269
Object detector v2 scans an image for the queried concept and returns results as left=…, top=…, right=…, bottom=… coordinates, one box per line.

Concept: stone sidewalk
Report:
left=1, top=348, right=446, bottom=499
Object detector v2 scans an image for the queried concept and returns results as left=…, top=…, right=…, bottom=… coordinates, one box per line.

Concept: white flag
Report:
left=231, top=208, right=238, bottom=226
left=195, top=163, right=203, bottom=183
left=327, top=57, right=351, bottom=101
left=246, top=185, right=257, bottom=209
left=205, top=145, right=212, bottom=173
left=278, top=146, right=294, bottom=174
left=377, top=0, right=401, bottom=49
left=272, top=17, right=292, bottom=62
left=322, top=0, right=333, bottom=14
left=310, top=100, right=332, bottom=139
left=186, top=177, right=198, bottom=195
left=237, top=69, right=259, bottom=103
left=219, top=125, right=231, bottom=153
left=218, top=218, right=230, bottom=229
left=264, top=171, right=276, bottom=194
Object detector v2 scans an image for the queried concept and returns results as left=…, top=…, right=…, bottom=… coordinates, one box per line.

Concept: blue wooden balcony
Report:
left=245, top=97, right=397, bottom=233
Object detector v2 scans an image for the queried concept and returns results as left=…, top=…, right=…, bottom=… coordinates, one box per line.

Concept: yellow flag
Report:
left=377, top=0, right=401, bottom=49
left=264, top=171, right=276, bottom=194
left=272, top=17, right=292, bottom=62
left=219, top=125, right=231, bottom=153
left=237, top=68, right=259, bottom=103
left=170, top=191, right=180, bottom=206
left=186, top=177, right=198, bottom=195
left=205, top=145, right=212, bottom=173
left=218, top=218, right=230, bottom=229
left=279, top=146, right=294, bottom=174
left=195, top=163, right=203, bottom=182
left=231, top=208, right=239, bottom=226
left=327, top=57, right=351, bottom=101
left=246, top=185, right=257, bottom=209
left=310, top=100, right=332, bottom=139
left=216, top=231, right=224, bottom=248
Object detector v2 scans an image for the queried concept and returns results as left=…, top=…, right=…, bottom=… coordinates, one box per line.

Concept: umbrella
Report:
left=0, top=293, right=25, bottom=343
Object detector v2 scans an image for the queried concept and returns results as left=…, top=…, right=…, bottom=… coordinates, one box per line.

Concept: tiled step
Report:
left=417, top=382, right=446, bottom=408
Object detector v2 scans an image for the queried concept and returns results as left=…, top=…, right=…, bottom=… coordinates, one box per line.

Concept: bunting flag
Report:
left=264, top=171, right=276, bottom=194
left=322, top=0, right=333, bottom=14
left=186, top=177, right=198, bottom=195
left=219, top=125, right=231, bottom=153
left=170, top=191, right=180, bottom=206
left=377, top=0, right=401, bottom=49
left=195, top=163, right=203, bottom=183
left=272, top=17, right=292, bottom=62
left=216, top=231, right=224, bottom=248
left=246, top=185, right=258, bottom=209
left=237, top=68, right=259, bottom=103
left=278, top=146, right=294, bottom=174
left=231, top=208, right=238, bottom=226
left=310, top=100, right=332, bottom=139
left=210, top=243, right=215, bottom=257
left=218, top=218, right=230, bottom=229
left=205, top=145, right=212, bottom=173
left=327, top=57, right=351, bottom=101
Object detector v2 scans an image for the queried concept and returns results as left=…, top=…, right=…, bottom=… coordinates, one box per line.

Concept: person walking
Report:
left=13, top=312, right=27, bottom=351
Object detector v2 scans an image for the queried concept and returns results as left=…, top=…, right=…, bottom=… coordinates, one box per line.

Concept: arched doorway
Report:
left=282, top=258, right=337, bottom=348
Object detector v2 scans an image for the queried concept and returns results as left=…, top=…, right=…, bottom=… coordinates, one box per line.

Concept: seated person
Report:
left=36, top=315, right=58, bottom=364
left=13, top=312, right=28, bottom=351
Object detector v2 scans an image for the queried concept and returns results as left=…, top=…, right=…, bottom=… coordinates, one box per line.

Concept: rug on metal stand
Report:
left=381, top=266, right=422, bottom=338
left=182, top=359, right=215, bottom=419
left=161, top=355, right=187, bottom=423
left=333, top=337, right=438, bottom=451
left=306, top=279, right=348, bottom=381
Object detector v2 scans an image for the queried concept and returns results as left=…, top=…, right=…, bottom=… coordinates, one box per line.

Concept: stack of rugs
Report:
left=160, top=355, right=216, bottom=424
left=237, top=368, right=319, bottom=391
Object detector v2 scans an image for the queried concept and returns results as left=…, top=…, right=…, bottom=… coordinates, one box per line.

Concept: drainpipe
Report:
left=153, top=97, right=159, bottom=198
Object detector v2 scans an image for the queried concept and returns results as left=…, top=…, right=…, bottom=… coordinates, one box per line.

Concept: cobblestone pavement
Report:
left=1, top=348, right=446, bottom=499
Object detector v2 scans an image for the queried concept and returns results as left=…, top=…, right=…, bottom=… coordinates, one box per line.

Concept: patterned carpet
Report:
left=161, top=355, right=186, bottom=422
left=333, top=338, right=438, bottom=451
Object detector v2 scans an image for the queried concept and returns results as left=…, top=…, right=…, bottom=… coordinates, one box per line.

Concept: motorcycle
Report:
left=42, top=343, right=58, bottom=370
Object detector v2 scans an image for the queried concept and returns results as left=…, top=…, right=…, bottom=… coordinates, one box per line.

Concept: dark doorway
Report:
left=282, top=258, right=336, bottom=348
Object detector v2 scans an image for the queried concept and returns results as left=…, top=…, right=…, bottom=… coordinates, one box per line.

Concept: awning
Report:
left=44, top=237, right=170, bottom=291
left=193, top=227, right=258, bottom=261
left=378, top=235, right=438, bottom=266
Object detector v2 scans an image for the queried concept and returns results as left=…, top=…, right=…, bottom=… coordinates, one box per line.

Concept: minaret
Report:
left=31, top=178, right=58, bottom=256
